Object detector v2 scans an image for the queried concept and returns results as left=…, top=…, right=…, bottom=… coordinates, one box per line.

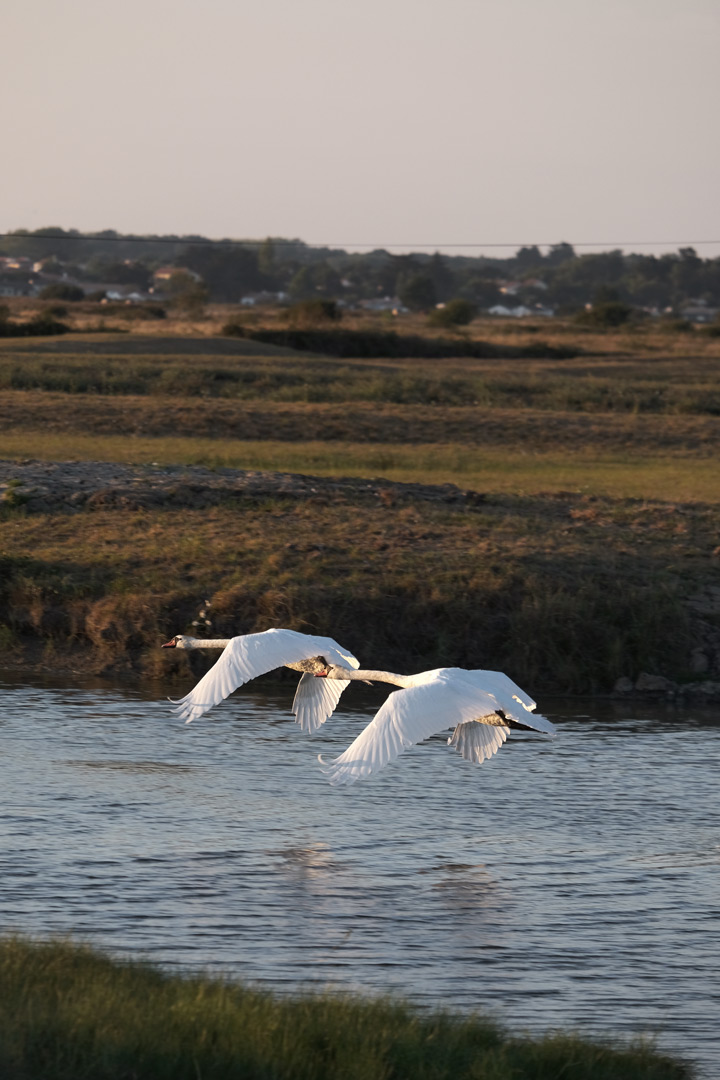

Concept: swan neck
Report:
left=184, top=637, right=232, bottom=649
left=329, top=667, right=410, bottom=688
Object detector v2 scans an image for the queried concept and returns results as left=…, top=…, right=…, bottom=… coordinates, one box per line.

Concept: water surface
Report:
left=1, top=672, right=718, bottom=1076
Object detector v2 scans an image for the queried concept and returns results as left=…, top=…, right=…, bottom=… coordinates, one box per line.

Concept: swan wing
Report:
left=288, top=632, right=360, bottom=733
left=452, top=669, right=556, bottom=734
left=320, top=670, right=512, bottom=785
left=292, top=673, right=350, bottom=734
left=448, top=720, right=508, bottom=763
left=172, top=628, right=358, bottom=724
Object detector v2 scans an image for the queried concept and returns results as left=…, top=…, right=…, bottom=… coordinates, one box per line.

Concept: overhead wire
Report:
left=0, top=232, right=719, bottom=252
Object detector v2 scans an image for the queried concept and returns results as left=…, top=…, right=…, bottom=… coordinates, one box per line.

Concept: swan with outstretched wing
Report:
left=162, top=628, right=359, bottom=731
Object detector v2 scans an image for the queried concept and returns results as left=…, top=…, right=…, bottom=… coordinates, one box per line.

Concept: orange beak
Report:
left=161, top=638, right=177, bottom=648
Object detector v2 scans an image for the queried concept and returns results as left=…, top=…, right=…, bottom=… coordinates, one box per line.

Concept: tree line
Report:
left=2, top=227, right=719, bottom=312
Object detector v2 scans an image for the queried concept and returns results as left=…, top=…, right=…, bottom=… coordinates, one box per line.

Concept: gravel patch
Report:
left=0, top=459, right=485, bottom=513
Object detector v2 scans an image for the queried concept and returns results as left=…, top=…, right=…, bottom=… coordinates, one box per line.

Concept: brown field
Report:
left=1, top=312, right=719, bottom=692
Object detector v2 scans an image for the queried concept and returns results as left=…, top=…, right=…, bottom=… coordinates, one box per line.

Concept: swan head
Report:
left=162, top=634, right=192, bottom=649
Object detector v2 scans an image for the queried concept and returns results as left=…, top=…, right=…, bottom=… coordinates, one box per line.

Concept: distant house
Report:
left=499, top=279, right=548, bottom=296
left=0, top=256, right=34, bottom=274
left=152, top=266, right=201, bottom=285
left=358, top=296, right=408, bottom=313
left=240, top=291, right=287, bottom=306
left=0, top=274, right=36, bottom=297
left=679, top=299, right=718, bottom=324
left=86, top=283, right=153, bottom=302
left=488, top=303, right=554, bottom=318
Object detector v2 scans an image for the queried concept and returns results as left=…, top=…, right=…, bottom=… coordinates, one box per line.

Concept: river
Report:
left=0, top=672, right=718, bottom=1076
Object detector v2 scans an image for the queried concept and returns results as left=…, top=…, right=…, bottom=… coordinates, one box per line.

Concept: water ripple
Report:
left=0, top=674, right=718, bottom=1076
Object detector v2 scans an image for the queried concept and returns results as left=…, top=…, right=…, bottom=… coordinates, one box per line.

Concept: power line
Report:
left=0, top=231, right=719, bottom=252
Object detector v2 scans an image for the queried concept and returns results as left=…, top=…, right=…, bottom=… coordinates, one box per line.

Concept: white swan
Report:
left=316, top=665, right=555, bottom=785
left=162, top=628, right=359, bottom=731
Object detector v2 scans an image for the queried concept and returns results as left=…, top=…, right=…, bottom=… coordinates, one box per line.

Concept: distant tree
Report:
left=289, top=262, right=342, bottom=300
left=180, top=244, right=268, bottom=301
left=514, top=245, right=544, bottom=271
left=258, top=238, right=276, bottom=278
left=545, top=242, right=576, bottom=267
left=83, top=258, right=151, bottom=289
left=458, top=275, right=503, bottom=308
left=288, top=267, right=313, bottom=301
left=428, top=252, right=455, bottom=302
left=397, top=272, right=436, bottom=311
left=671, top=247, right=703, bottom=299
left=166, top=271, right=208, bottom=314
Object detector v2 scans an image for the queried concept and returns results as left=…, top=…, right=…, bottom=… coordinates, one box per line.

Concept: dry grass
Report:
left=1, top=491, right=715, bottom=690
left=2, top=317, right=719, bottom=688
left=2, top=429, right=720, bottom=502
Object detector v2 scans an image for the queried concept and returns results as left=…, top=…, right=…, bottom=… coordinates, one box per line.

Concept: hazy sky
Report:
left=4, top=0, right=719, bottom=256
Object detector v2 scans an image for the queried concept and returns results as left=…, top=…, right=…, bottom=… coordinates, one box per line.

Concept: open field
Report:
left=0, top=937, right=692, bottom=1080
left=1, top=320, right=719, bottom=692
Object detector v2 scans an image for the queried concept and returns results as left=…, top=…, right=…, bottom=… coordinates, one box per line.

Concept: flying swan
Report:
left=162, top=628, right=359, bottom=732
left=315, top=664, right=555, bottom=785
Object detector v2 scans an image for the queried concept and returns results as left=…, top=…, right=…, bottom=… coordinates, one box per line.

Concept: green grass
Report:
left=0, top=937, right=694, bottom=1080
left=2, top=430, right=720, bottom=502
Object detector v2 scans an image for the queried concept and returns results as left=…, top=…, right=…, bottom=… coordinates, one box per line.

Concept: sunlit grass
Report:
left=3, top=430, right=719, bottom=502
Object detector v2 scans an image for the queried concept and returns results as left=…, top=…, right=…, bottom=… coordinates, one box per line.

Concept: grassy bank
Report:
left=0, top=937, right=693, bottom=1080
left=1, top=491, right=715, bottom=692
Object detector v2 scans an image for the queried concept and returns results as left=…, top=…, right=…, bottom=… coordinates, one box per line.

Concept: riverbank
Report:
left=0, top=937, right=694, bottom=1079
left=2, top=459, right=719, bottom=697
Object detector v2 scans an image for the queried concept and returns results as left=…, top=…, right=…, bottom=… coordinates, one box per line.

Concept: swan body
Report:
left=317, top=665, right=554, bottom=785
left=162, top=628, right=359, bottom=730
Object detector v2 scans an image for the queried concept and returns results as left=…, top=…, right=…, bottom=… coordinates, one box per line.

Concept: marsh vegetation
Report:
left=0, top=937, right=694, bottom=1080
left=1, top=319, right=718, bottom=692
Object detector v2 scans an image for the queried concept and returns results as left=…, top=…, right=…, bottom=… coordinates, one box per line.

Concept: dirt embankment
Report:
left=0, top=459, right=483, bottom=514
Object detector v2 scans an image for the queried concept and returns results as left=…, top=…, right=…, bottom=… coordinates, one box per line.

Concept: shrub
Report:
left=427, top=299, right=477, bottom=328
left=38, top=283, right=85, bottom=302
left=0, top=313, right=69, bottom=337
left=575, top=301, right=635, bottom=328
left=287, top=299, right=342, bottom=326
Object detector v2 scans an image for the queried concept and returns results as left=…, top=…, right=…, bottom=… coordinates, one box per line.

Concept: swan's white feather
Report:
left=172, top=628, right=358, bottom=724
left=448, top=719, right=508, bottom=763
left=292, top=672, right=350, bottom=734
left=320, top=667, right=554, bottom=785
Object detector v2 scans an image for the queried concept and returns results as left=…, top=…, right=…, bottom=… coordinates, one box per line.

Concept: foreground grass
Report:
left=0, top=937, right=693, bottom=1080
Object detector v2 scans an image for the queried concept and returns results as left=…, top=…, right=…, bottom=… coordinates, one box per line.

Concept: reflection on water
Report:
left=0, top=671, right=718, bottom=1077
